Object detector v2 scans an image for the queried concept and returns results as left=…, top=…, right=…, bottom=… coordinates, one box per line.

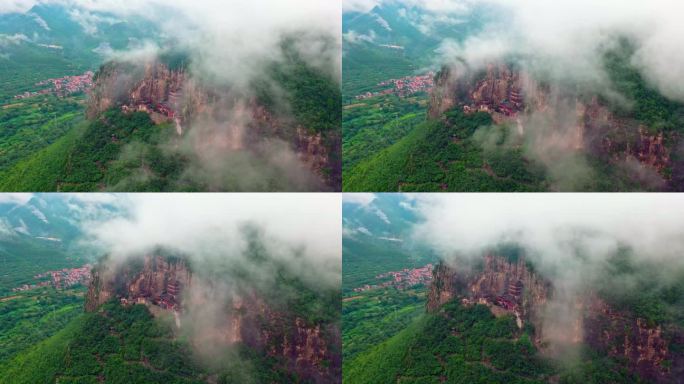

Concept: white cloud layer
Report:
left=82, top=193, right=342, bottom=285
left=3, top=0, right=341, bottom=84
left=413, top=193, right=684, bottom=270
left=434, top=0, right=684, bottom=102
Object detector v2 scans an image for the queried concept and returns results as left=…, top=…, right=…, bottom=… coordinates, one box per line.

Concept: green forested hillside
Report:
left=344, top=301, right=642, bottom=384
left=0, top=109, right=185, bottom=192
left=343, top=110, right=547, bottom=192
left=343, top=94, right=426, bottom=171
left=0, top=302, right=301, bottom=384
left=0, top=96, right=84, bottom=173
left=0, top=288, right=84, bottom=366
left=343, top=288, right=426, bottom=363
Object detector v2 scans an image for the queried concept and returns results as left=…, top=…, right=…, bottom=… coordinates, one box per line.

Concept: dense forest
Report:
left=0, top=96, right=83, bottom=173
left=0, top=301, right=301, bottom=384
left=0, top=288, right=84, bottom=366
left=343, top=287, right=426, bottom=363
left=343, top=94, right=427, bottom=172
left=0, top=109, right=186, bottom=192
left=344, top=110, right=548, bottom=191
left=344, top=300, right=647, bottom=384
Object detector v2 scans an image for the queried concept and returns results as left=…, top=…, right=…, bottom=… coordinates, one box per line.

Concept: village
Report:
left=355, top=72, right=435, bottom=100
left=14, top=71, right=94, bottom=100
left=12, top=264, right=92, bottom=292
left=353, top=263, right=434, bottom=292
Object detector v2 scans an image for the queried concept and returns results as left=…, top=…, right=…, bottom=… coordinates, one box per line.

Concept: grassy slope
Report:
left=342, top=93, right=427, bottom=171
left=344, top=313, right=427, bottom=384
left=0, top=311, right=87, bottom=384
left=0, top=96, right=84, bottom=173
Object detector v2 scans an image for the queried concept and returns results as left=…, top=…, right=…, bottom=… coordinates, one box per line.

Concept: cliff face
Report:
left=429, top=64, right=677, bottom=188
left=85, top=255, right=341, bottom=383
left=582, top=296, right=684, bottom=383
left=86, top=60, right=340, bottom=189
left=428, top=255, right=683, bottom=383
left=427, top=255, right=549, bottom=343
left=85, top=255, right=191, bottom=312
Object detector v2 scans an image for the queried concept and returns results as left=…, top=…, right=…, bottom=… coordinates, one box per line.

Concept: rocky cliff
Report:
left=85, top=254, right=341, bottom=383
left=86, top=59, right=341, bottom=190
left=427, top=254, right=549, bottom=343
left=429, top=64, right=679, bottom=189
left=427, top=254, right=683, bottom=383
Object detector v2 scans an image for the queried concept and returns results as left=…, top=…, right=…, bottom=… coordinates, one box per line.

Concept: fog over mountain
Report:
left=2, top=0, right=341, bottom=84
left=82, top=193, right=342, bottom=287
left=410, top=194, right=684, bottom=356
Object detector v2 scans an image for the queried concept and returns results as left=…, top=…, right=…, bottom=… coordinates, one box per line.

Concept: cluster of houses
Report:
left=353, top=263, right=434, bottom=292
left=494, top=279, right=524, bottom=310
left=121, top=90, right=180, bottom=123
left=13, top=264, right=92, bottom=292
left=14, top=71, right=94, bottom=100
left=119, top=279, right=183, bottom=312
left=355, top=72, right=435, bottom=100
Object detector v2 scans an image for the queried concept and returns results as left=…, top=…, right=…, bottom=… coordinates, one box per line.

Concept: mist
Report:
left=81, top=193, right=341, bottom=286
left=3, top=0, right=341, bottom=191
left=352, top=0, right=683, bottom=189
left=75, top=193, right=341, bottom=373
left=411, top=193, right=684, bottom=354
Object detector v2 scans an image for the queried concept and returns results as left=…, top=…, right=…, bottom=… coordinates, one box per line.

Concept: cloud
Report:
left=0, top=0, right=36, bottom=14
left=0, top=193, right=33, bottom=205
left=68, top=8, right=120, bottom=35
left=343, top=0, right=381, bottom=13
left=29, top=12, right=50, bottom=30
left=373, top=14, right=392, bottom=31
left=82, top=193, right=342, bottom=287
left=343, top=193, right=377, bottom=206
left=0, top=218, right=17, bottom=239
left=411, top=193, right=684, bottom=354
left=4, top=0, right=341, bottom=84
left=357, top=226, right=373, bottom=236
left=413, top=194, right=684, bottom=268
left=0, top=33, right=29, bottom=47
left=343, top=0, right=473, bottom=14
left=433, top=0, right=684, bottom=103
left=344, top=29, right=377, bottom=44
